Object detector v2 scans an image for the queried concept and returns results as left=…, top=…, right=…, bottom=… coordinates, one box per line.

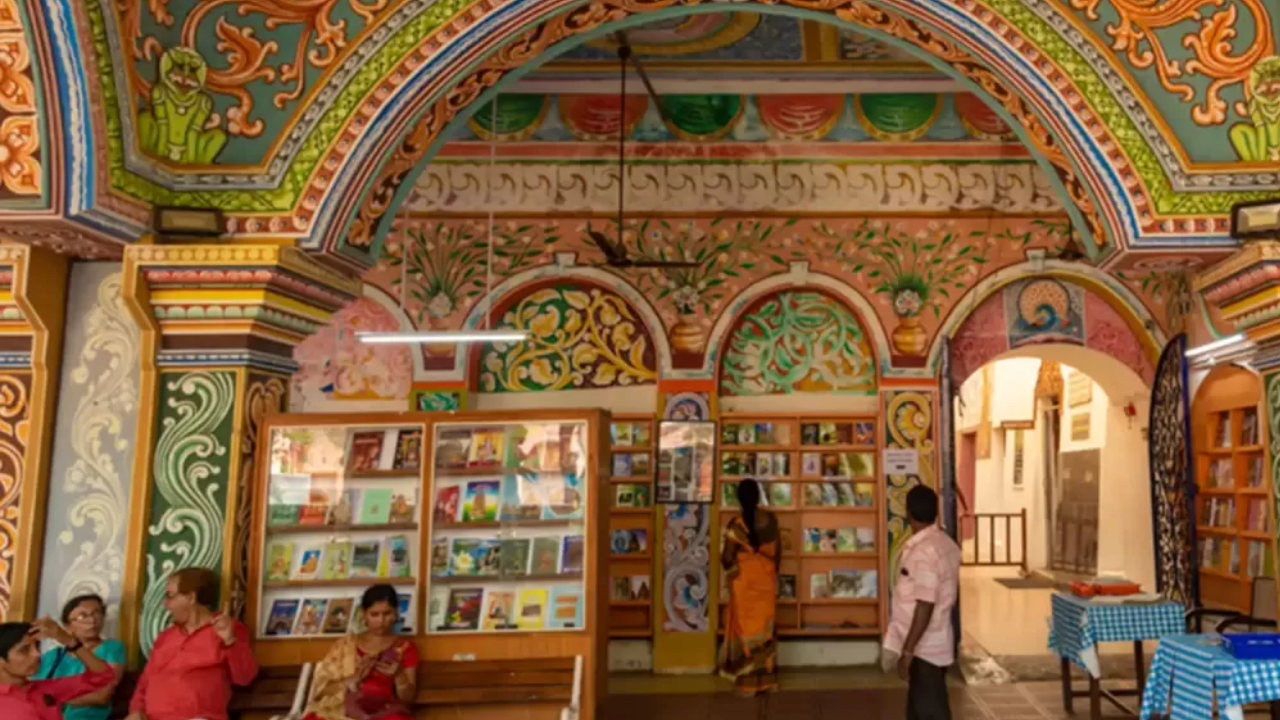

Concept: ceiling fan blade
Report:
left=587, top=229, right=628, bottom=264
left=613, top=31, right=670, bottom=124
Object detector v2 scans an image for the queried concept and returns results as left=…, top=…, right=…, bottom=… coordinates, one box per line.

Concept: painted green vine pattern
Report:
left=719, top=290, right=877, bottom=396
left=140, top=371, right=236, bottom=656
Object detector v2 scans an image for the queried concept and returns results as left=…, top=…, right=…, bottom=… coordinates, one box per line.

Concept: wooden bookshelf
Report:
left=716, top=414, right=883, bottom=639
left=1192, top=365, right=1273, bottom=613
left=606, top=415, right=656, bottom=639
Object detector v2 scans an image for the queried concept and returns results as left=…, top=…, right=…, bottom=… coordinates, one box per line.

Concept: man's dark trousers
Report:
left=907, top=657, right=951, bottom=720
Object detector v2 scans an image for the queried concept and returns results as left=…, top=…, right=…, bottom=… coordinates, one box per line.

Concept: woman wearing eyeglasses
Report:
left=35, top=594, right=125, bottom=720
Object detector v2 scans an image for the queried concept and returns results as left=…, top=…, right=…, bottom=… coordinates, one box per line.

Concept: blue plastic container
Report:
left=1222, top=633, right=1280, bottom=660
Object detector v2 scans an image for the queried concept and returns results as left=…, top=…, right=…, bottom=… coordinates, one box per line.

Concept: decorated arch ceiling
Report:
left=9, top=0, right=1280, bottom=265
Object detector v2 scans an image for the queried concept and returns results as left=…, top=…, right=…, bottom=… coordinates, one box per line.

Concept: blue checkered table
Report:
left=1140, top=634, right=1280, bottom=720
left=1048, top=593, right=1186, bottom=718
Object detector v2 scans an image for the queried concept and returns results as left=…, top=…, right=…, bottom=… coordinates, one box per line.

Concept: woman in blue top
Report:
left=35, top=594, right=124, bottom=720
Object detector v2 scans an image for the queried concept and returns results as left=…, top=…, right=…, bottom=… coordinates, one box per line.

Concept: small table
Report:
left=1048, top=593, right=1185, bottom=719
left=1140, top=634, right=1280, bottom=720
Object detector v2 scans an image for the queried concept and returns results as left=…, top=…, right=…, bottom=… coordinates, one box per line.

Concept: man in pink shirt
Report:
left=884, top=484, right=960, bottom=720
left=0, top=617, right=116, bottom=720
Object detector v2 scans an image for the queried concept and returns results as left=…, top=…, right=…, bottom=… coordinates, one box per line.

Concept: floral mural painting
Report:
left=720, top=290, right=876, bottom=396
left=815, top=219, right=988, bottom=356
left=884, top=389, right=935, bottom=584
left=1005, top=278, right=1086, bottom=346
left=291, top=297, right=412, bottom=409
left=479, top=285, right=657, bottom=392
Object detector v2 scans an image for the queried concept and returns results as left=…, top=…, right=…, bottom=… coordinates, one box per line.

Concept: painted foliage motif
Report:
left=661, top=391, right=712, bottom=633
left=1147, top=336, right=1196, bottom=608
left=720, top=290, right=876, bottom=396
left=884, top=389, right=935, bottom=583
left=230, top=374, right=287, bottom=618
left=0, top=371, right=29, bottom=620
left=141, top=371, right=236, bottom=655
left=479, top=285, right=657, bottom=393
left=0, top=0, right=41, bottom=198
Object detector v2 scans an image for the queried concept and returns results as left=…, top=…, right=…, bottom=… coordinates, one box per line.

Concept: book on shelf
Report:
left=299, top=482, right=337, bottom=525
left=835, top=529, right=856, bottom=553
left=632, top=453, right=652, bottom=476
left=738, top=424, right=757, bottom=445
left=803, top=528, right=839, bottom=553
left=388, top=491, right=416, bottom=523
left=756, top=453, right=773, bottom=477
left=295, top=545, right=324, bottom=580
left=358, top=488, right=394, bottom=525
left=468, top=428, right=505, bottom=467
left=430, top=538, right=449, bottom=576
left=768, top=482, right=792, bottom=507
left=1248, top=540, right=1267, bottom=577
left=810, top=573, right=829, bottom=599
left=541, top=472, right=584, bottom=521
left=548, top=585, right=583, bottom=629
left=612, top=422, right=635, bottom=447
left=444, top=588, right=484, bottom=631
left=348, top=430, right=386, bottom=474
left=721, top=452, right=742, bottom=476
left=801, top=453, right=820, bottom=476
left=393, top=429, right=423, bottom=471
left=501, top=538, right=532, bottom=576
left=463, top=481, right=500, bottom=522
left=612, top=577, right=631, bottom=601
left=322, top=598, right=355, bottom=634
left=531, top=537, right=561, bottom=575
left=1229, top=539, right=1241, bottom=575
left=779, top=528, right=795, bottom=554
left=1211, top=459, right=1233, bottom=489
left=264, top=599, right=300, bottom=636
left=482, top=590, right=517, bottom=631
left=324, top=489, right=359, bottom=526
left=801, top=423, right=819, bottom=446
left=631, top=575, right=651, bottom=600
left=294, top=599, right=327, bottom=635
left=434, top=486, right=460, bottom=525
left=830, top=570, right=878, bottom=599
left=516, top=588, right=547, bottom=630
left=803, top=484, right=822, bottom=506
left=266, top=542, right=294, bottom=582
left=609, top=530, right=645, bottom=556
left=633, top=423, right=652, bottom=447
left=612, top=454, right=632, bottom=477
left=349, top=540, right=382, bottom=578
left=562, top=534, right=586, bottom=572
left=395, top=594, right=413, bottom=635
left=853, top=483, right=874, bottom=506
left=854, top=422, right=875, bottom=445
left=268, top=504, right=302, bottom=526
left=1216, top=415, right=1232, bottom=448
left=322, top=541, right=352, bottom=580
left=1248, top=456, right=1265, bottom=488
left=499, top=474, right=540, bottom=521
left=450, top=538, right=501, bottom=576
left=778, top=574, right=796, bottom=600
left=1243, top=411, right=1259, bottom=446
left=386, top=535, right=411, bottom=578
left=435, top=429, right=473, bottom=469
left=721, top=483, right=740, bottom=508
left=820, top=483, right=839, bottom=506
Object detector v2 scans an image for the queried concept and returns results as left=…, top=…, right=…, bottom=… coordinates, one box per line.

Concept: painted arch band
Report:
left=331, top=0, right=1119, bottom=269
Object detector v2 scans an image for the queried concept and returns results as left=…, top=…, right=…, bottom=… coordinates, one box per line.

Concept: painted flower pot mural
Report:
left=817, top=220, right=987, bottom=357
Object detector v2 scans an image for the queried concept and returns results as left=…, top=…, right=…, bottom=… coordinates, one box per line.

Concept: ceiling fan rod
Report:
left=613, top=31, right=671, bottom=125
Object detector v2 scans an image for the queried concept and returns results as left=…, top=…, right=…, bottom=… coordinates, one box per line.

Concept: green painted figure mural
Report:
left=1231, top=56, right=1280, bottom=162
left=138, top=47, right=227, bottom=165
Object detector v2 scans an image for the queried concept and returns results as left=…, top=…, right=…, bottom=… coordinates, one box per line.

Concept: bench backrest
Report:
left=417, top=657, right=576, bottom=705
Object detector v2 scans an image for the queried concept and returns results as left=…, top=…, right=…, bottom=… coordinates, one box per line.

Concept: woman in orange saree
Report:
left=719, top=479, right=779, bottom=696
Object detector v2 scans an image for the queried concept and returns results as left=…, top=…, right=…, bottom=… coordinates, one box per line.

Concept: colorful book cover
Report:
left=351, top=540, right=382, bottom=578
left=633, top=484, right=651, bottom=507
left=324, top=489, right=359, bottom=526
left=444, top=588, right=484, bottom=631
left=779, top=527, right=794, bottom=553
left=810, top=573, right=829, bottom=599
left=298, top=484, right=336, bottom=525
left=803, top=528, right=822, bottom=553
left=347, top=430, right=385, bottom=474
left=855, top=527, right=875, bottom=552
left=755, top=423, right=774, bottom=444
left=612, top=423, right=634, bottom=447
left=721, top=483, right=740, bottom=508
left=633, top=423, right=652, bottom=447
left=801, top=453, right=820, bottom=477
left=615, top=484, right=636, bottom=508
left=467, top=428, right=505, bottom=467
left=450, top=538, right=501, bottom=576
left=267, top=504, right=301, bottom=526
left=426, top=589, right=448, bottom=631
left=768, top=482, right=792, bottom=507
left=294, top=546, right=324, bottom=580
left=829, top=570, right=864, bottom=598
left=632, top=452, right=652, bottom=476
left=387, top=535, right=411, bottom=578
left=501, top=538, right=532, bottom=576
left=499, top=474, right=540, bottom=521
left=854, top=422, right=875, bottom=445
left=548, top=585, right=584, bottom=629
left=435, top=428, right=472, bottom=469
left=721, top=452, right=742, bottom=476
left=720, top=424, right=739, bottom=445
left=819, top=529, right=838, bottom=552
left=853, top=483, right=874, bottom=506
left=434, top=486, right=461, bottom=525
left=388, top=491, right=417, bottom=523
left=430, top=537, right=450, bottom=576
left=294, top=598, right=328, bottom=635
left=531, top=536, right=561, bottom=575
left=322, top=541, right=352, bottom=579
left=778, top=575, right=796, bottom=600
left=610, top=529, right=646, bottom=555
left=819, top=423, right=837, bottom=445
left=801, top=423, right=820, bottom=446
left=630, top=576, right=651, bottom=600
left=612, top=576, right=632, bottom=601
left=562, top=534, right=585, bottom=572
left=821, top=483, right=840, bottom=506
left=266, top=542, right=294, bottom=582
left=395, top=594, right=413, bottom=634
left=756, top=453, right=773, bottom=477
left=463, top=481, right=500, bottom=522
left=612, top=453, right=632, bottom=477
left=358, top=488, right=394, bottom=525
left=322, top=598, right=355, bottom=634
left=482, top=591, right=516, bottom=631
left=393, top=428, right=423, bottom=470
left=845, top=453, right=873, bottom=478
left=516, top=588, right=548, bottom=630
left=541, top=472, right=584, bottom=521
left=835, top=483, right=856, bottom=506
left=264, top=599, right=300, bottom=636
left=854, top=570, right=878, bottom=598
left=803, top=484, right=823, bottom=507
left=836, top=529, right=856, bottom=553
left=738, top=424, right=756, bottom=445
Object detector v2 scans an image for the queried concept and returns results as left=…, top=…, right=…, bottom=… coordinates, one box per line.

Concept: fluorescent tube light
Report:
left=357, top=330, right=530, bottom=344
left=1184, top=333, right=1246, bottom=359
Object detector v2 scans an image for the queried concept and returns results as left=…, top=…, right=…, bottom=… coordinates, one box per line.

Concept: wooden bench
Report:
left=416, top=657, right=577, bottom=707
left=109, top=665, right=309, bottom=720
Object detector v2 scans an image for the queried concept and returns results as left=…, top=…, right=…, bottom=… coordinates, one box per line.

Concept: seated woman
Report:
left=127, top=567, right=257, bottom=720
left=0, top=617, right=114, bottom=720
left=35, top=594, right=125, bottom=720
left=303, top=584, right=419, bottom=720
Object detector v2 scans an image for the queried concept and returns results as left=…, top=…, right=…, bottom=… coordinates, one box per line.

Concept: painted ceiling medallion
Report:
left=467, top=95, right=551, bottom=141
left=756, top=95, right=844, bottom=141
left=662, top=95, right=744, bottom=141
left=854, top=94, right=941, bottom=142
left=559, top=95, right=650, bottom=141
left=953, top=93, right=1015, bottom=142
left=582, top=13, right=761, bottom=56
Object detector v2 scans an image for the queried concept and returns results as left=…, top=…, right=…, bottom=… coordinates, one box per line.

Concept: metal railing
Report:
left=960, top=509, right=1028, bottom=572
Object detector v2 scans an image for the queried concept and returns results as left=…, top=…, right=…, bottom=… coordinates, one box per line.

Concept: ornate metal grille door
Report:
left=1148, top=334, right=1197, bottom=608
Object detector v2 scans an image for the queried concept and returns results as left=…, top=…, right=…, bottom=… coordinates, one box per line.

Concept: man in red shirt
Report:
left=0, top=617, right=116, bottom=720
left=127, top=568, right=257, bottom=720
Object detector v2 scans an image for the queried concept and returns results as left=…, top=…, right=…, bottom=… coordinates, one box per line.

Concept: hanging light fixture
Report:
left=359, top=93, right=530, bottom=346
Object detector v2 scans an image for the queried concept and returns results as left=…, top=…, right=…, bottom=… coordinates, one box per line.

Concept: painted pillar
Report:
left=118, top=245, right=361, bottom=664
left=0, top=244, right=70, bottom=621
left=1197, top=242, right=1280, bottom=617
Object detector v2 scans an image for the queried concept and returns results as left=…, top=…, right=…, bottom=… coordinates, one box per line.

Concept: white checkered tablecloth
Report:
left=1140, top=634, right=1280, bottom=720
left=1047, top=593, right=1185, bottom=678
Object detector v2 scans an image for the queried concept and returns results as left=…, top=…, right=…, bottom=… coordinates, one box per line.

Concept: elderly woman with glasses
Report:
left=34, top=594, right=125, bottom=720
